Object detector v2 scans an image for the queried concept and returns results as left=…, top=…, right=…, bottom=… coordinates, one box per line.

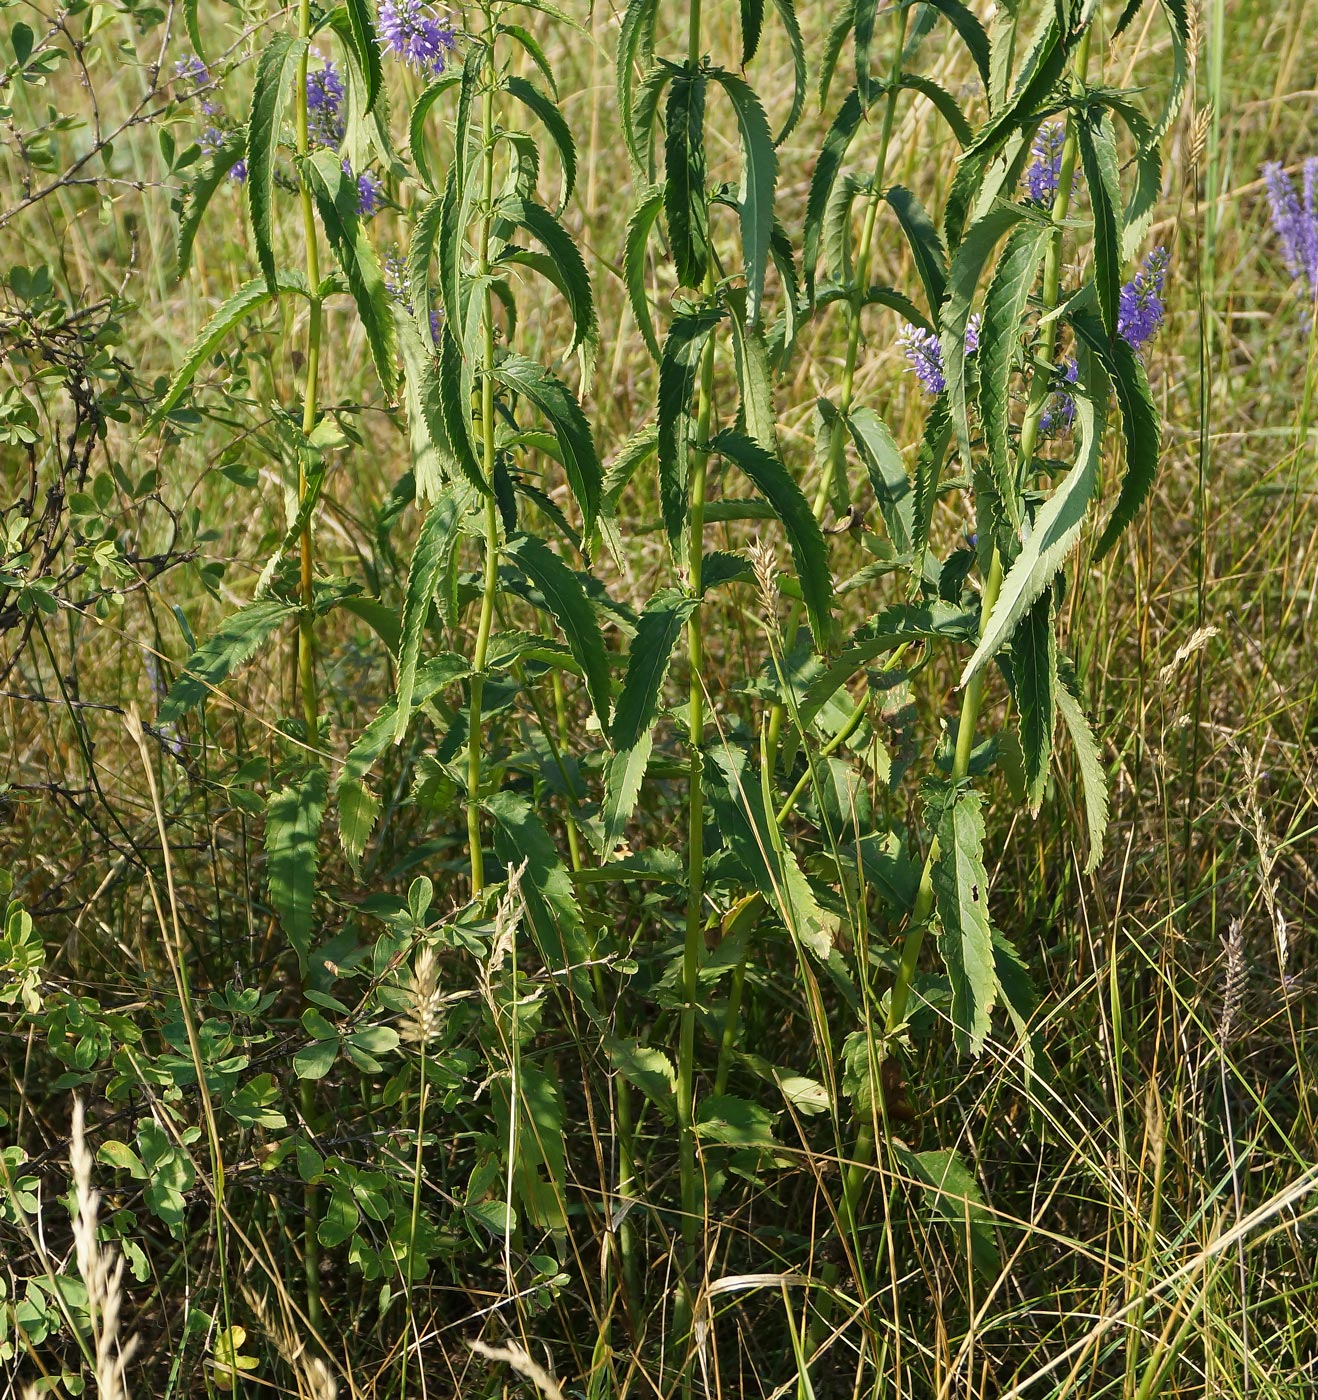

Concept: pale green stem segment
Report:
left=467, top=19, right=501, bottom=896
left=294, top=0, right=324, bottom=1334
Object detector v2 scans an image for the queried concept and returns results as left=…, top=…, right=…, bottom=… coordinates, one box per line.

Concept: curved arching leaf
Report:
left=267, top=766, right=327, bottom=976
left=804, top=86, right=863, bottom=299
left=246, top=33, right=307, bottom=292
left=504, top=74, right=577, bottom=211
left=617, top=0, right=661, bottom=172
left=709, top=68, right=778, bottom=324
left=497, top=196, right=595, bottom=353
left=624, top=187, right=666, bottom=362
left=665, top=63, right=709, bottom=289
left=885, top=185, right=949, bottom=319
left=394, top=487, right=464, bottom=742
left=343, top=0, right=382, bottom=114
left=176, top=131, right=247, bottom=280
left=409, top=75, right=462, bottom=191
left=920, top=0, right=991, bottom=87
left=159, top=598, right=296, bottom=721
left=658, top=305, right=724, bottom=546
left=1075, top=106, right=1124, bottom=340
left=770, top=0, right=806, bottom=144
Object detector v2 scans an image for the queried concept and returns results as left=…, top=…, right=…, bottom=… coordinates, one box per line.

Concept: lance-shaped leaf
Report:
left=343, top=0, right=382, bottom=114
left=961, top=363, right=1108, bottom=687
left=395, top=305, right=457, bottom=503
left=847, top=406, right=913, bottom=553
left=149, top=275, right=303, bottom=426
left=708, top=68, right=777, bottom=324
left=176, top=131, right=248, bottom=280
left=160, top=599, right=296, bottom=721
left=503, top=534, right=612, bottom=727
left=1076, top=106, right=1124, bottom=340
left=941, top=202, right=1031, bottom=479
left=1008, top=591, right=1057, bottom=814
left=911, top=395, right=953, bottom=569
left=920, top=0, right=991, bottom=86
left=854, top=0, right=880, bottom=107
left=496, top=197, right=595, bottom=354
left=895, top=1144, right=1000, bottom=1279
left=1070, top=307, right=1162, bottom=558
left=657, top=305, right=724, bottom=547
left=740, top=0, right=765, bottom=65
left=493, top=352, right=601, bottom=533
left=409, top=75, right=462, bottom=191
left=704, top=744, right=837, bottom=962
left=617, top=0, right=660, bottom=171
left=247, top=34, right=308, bottom=293
left=1057, top=653, right=1109, bottom=875
left=394, top=488, right=463, bottom=742
left=665, top=63, right=709, bottom=288
left=769, top=0, right=806, bottom=144
left=437, top=322, right=489, bottom=494
left=712, top=429, right=833, bottom=647
left=486, top=790, right=597, bottom=1015
left=303, top=148, right=397, bottom=398
left=978, top=218, right=1054, bottom=549
left=931, top=787, right=996, bottom=1055
left=504, top=75, right=577, bottom=211
left=601, top=588, right=699, bottom=857
left=729, top=295, right=776, bottom=451
left=266, top=765, right=328, bottom=976
left=804, top=87, right=862, bottom=298
left=884, top=185, right=948, bottom=319
left=624, top=187, right=665, bottom=362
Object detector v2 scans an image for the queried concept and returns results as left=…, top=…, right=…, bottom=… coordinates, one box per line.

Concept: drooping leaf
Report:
left=493, top=352, right=601, bottom=533
left=343, top=0, right=382, bottom=114
left=246, top=34, right=308, bottom=292
left=504, top=75, right=577, bottom=211
left=920, top=0, right=991, bottom=86
left=160, top=599, right=296, bottom=721
left=395, top=305, right=457, bottom=503
left=1070, top=307, right=1162, bottom=558
left=769, top=0, right=807, bottom=143
left=854, top=0, right=880, bottom=107
left=497, top=197, right=595, bottom=354
left=617, top=0, right=661, bottom=171
left=961, top=365, right=1106, bottom=686
left=657, top=305, right=724, bottom=547
left=712, top=429, right=833, bottom=648
left=601, top=588, right=699, bottom=857
left=665, top=63, right=709, bottom=288
left=804, top=87, right=863, bottom=298
left=409, top=75, right=462, bottom=191
left=437, top=322, right=489, bottom=494
left=740, top=0, right=765, bottom=66
left=394, top=488, right=463, bottom=742
left=728, top=296, right=777, bottom=452
left=303, top=148, right=397, bottom=397
left=266, top=765, right=328, bottom=976
left=624, top=187, right=666, bottom=362
left=503, top=533, right=612, bottom=727
left=931, top=788, right=997, bottom=1055
left=1008, top=591, right=1057, bottom=814
left=176, top=131, right=248, bottom=280
left=977, top=218, right=1053, bottom=551
left=708, top=68, right=777, bottom=323
left=1075, top=106, right=1124, bottom=340
left=885, top=185, right=949, bottom=319
left=911, top=395, right=953, bottom=569
left=1056, top=654, right=1109, bottom=875
left=847, top=406, right=913, bottom=553
left=704, top=744, right=837, bottom=962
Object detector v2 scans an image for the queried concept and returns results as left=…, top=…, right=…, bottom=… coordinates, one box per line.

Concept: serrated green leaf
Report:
left=708, top=68, right=777, bottom=324
left=1076, top=107, right=1124, bottom=339
left=395, top=488, right=462, bottom=742
left=978, top=219, right=1053, bottom=551
left=504, top=75, right=576, bottom=211
left=267, top=765, right=327, bottom=976
left=740, top=0, right=765, bottom=64
left=921, top=0, right=991, bottom=86
left=657, top=305, right=724, bottom=547
left=712, top=429, right=833, bottom=648
left=604, top=1034, right=676, bottom=1109
left=437, top=322, right=488, bottom=493
left=617, top=0, right=661, bottom=172
left=1070, top=307, right=1162, bottom=558
left=885, top=184, right=949, bottom=318
left=899, top=1145, right=1000, bottom=1278
left=493, top=352, right=601, bottom=533
left=911, top=394, right=953, bottom=569
left=769, top=0, right=806, bottom=143
left=343, top=0, right=382, bottom=114
left=503, top=533, right=611, bottom=727
left=847, top=406, right=913, bottom=552
left=1056, top=655, right=1109, bottom=875
left=303, top=148, right=397, bottom=398
left=728, top=296, right=776, bottom=452
left=804, top=87, right=862, bottom=298
left=497, top=197, right=594, bottom=354
left=247, top=34, right=308, bottom=293
left=665, top=64, right=709, bottom=288
left=409, top=76, right=462, bottom=191
left=395, top=305, right=457, bottom=503
left=962, top=364, right=1106, bottom=686
left=704, top=744, right=837, bottom=961
left=624, top=187, right=665, bottom=362
left=1009, top=591, right=1056, bottom=814
left=601, top=587, right=698, bottom=857
left=696, top=1094, right=779, bottom=1147
left=160, top=598, right=295, bottom=721
left=176, top=130, right=247, bottom=280
left=931, top=788, right=996, bottom=1055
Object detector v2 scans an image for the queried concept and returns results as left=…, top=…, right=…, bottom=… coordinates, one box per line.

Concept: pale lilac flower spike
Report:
left=1025, top=122, right=1066, bottom=205
left=378, top=1, right=457, bottom=75
left=898, top=314, right=981, bottom=396
left=1263, top=159, right=1318, bottom=303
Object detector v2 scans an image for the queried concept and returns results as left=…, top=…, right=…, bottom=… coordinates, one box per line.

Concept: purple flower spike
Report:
left=1026, top=122, right=1066, bottom=205
left=356, top=168, right=385, bottom=219
left=307, top=58, right=346, bottom=148
left=1040, top=359, right=1079, bottom=437
left=378, top=1, right=457, bottom=75
left=898, top=314, right=981, bottom=397
left=174, top=54, right=209, bottom=88
left=1263, top=159, right=1318, bottom=304
left=1117, top=247, right=1168, bottom=352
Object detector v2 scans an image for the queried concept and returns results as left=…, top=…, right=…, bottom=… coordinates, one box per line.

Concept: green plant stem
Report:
left=467, top=25, right=501, bottom=896
left=294, top=0, right=324, bottom=1338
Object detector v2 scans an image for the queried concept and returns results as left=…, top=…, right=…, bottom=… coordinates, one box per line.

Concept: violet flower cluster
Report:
left=378, top=1, right=457, bottom=75
left=899, top=314, right=980, bottom=396
left=385, top=248, right=442, bottom=344
left=1025, top=122, right=1067, bottom=205
left=1262, top=160, right=1318, bottom=309
left=305, top=56, right=385, bottom=221
left=174, top=55, right=246, bottom=182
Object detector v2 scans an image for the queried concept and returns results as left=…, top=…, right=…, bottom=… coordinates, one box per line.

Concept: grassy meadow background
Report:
left=0, top=0, right=1315, bottom=1397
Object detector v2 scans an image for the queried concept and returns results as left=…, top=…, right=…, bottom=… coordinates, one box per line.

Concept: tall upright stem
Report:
left=467, top=19, right=501, bottom=896
left=294, top=0, right=324, bottom=1334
